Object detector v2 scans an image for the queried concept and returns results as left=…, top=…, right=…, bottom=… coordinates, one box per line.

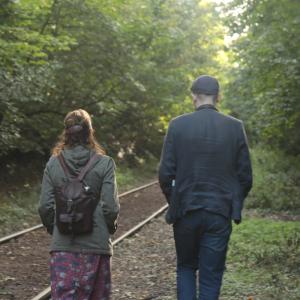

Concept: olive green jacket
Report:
left=38, top=145, right=120, bottom=255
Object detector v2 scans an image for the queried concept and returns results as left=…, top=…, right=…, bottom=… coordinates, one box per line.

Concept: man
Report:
left=158, top=75, right=252, bottom=300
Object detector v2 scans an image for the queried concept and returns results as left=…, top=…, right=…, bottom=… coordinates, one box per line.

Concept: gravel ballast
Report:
left=112, top=215, right=177, bottom=299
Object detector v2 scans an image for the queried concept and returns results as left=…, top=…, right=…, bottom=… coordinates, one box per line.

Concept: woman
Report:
left=39, top=109, right=120, bottom=300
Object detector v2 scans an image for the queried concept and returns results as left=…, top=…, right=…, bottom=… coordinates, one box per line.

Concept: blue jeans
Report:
left=173, top=209, right=232, bottom=300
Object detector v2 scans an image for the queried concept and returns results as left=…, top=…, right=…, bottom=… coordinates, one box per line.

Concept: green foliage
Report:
left=246, top=146, right=300, bottom=211
left=0, top=64, right=61, bottom=155
left=0, top=185, right=41, bottom=236
left=0, top=0, right=74, bottom=68
left=223, top=0, right=300, bottom=154
left=229, top=218, right=300, bottom=272
left=222, top=218, right=300, bottom=299
left=0, top=0, right=223, bottom=161
left=116, top=159, right=158, bottom=192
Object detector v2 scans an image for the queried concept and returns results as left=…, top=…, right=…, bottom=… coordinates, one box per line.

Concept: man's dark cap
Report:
left=190, top=75, right=219, bottom=95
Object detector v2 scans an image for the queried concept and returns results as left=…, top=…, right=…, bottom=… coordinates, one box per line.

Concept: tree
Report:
left=0, top=0, right=223, bottom=162
left=223, top=0, right=300, bottom=154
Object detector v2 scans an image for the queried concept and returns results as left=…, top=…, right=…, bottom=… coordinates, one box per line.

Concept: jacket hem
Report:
left=49, top=247, right=112, bottom=256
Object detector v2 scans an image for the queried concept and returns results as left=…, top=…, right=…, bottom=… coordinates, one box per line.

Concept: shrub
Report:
left=246, top=146, right=300, bottom=212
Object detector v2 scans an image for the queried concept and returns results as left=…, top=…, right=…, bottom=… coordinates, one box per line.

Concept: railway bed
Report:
left=0, top=181, right=166, bottom=300
left=112, top=215, right=176, bottom=300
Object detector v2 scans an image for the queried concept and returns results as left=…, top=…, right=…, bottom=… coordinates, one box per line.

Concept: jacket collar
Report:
left=196, top=104, right=218, bottom=112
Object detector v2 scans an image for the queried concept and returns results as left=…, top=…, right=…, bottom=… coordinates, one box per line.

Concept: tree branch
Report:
left=40, top=0, right=59, bottom=34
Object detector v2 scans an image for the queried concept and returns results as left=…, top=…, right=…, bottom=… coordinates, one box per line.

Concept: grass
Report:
left=222, top=218, right=300, bottom=299
left=116, top=159, right=158, bottom=193
left=0, top=184, right=42, bottom=236
left=0, top=159, right=159, bottom=236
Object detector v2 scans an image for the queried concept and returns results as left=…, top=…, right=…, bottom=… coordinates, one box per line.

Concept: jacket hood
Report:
left=61, top=145, right=93, bottom=175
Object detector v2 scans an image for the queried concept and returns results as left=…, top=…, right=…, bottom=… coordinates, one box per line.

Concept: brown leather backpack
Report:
left=55, top=152, right=102, bottom=235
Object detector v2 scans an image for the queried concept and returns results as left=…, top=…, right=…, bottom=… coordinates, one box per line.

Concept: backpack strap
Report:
left=77, top=152, right=102, bottom=181
left=58, top=154, right=71, bottom=178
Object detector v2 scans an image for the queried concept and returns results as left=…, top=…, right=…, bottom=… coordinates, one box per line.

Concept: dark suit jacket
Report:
left=159, top=104, right=252, bottom=224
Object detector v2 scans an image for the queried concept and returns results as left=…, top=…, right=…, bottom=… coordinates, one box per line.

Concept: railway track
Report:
left=0, top=180, right=168, bottom=300
left=0, top=181, right=158, bottom=245
left=31, top=203, right=168, bottom=300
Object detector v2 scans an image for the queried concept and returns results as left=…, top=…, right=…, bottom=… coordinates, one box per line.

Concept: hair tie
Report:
left=66, top=125, right=83, bottom=134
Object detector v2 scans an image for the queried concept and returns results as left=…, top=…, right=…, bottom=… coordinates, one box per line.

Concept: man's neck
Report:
left=194, top=101, right=215, bottom=109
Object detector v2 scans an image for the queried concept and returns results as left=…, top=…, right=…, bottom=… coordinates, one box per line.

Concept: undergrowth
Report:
left=222, top=218, right=300, bottom=299
left=246, top=146, right=300, bottom=212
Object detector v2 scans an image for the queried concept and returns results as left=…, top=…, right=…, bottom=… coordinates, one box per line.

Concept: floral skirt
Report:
left=50, top=252, right=111, bottom=300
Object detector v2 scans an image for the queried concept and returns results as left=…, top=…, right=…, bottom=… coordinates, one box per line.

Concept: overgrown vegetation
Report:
left=222, top=0, right=300, bottom=155
left=1, top=0, right=299, bottom=208
left=0, top=0, right=222, bottom=161
left=0, top=7, right=299, bottom=299
left=222, top=218, right=300, bottom=299
left=246, top=147, right=300, bottom=212
left=220, top=0, right=300, bottom=214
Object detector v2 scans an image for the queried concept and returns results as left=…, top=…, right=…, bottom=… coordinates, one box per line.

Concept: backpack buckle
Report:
left=67, top=199, right=73, bottom=212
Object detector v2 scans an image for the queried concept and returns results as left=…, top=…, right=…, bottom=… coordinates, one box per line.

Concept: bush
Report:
left=246, top=146, right=300, bottom=212
left=223, top=218, right=300, bottom=299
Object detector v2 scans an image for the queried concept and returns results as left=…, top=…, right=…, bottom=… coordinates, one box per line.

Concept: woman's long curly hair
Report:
left=52, top=109, right=105, bottom=156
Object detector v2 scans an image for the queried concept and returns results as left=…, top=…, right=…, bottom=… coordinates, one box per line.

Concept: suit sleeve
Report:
left=158, top=121, right=176, bottom=203
left=234, top=122, right=253, bottom=220
left=38, top=163, right=55, bottom=234
left=100, top=158, right=120, bottom=234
